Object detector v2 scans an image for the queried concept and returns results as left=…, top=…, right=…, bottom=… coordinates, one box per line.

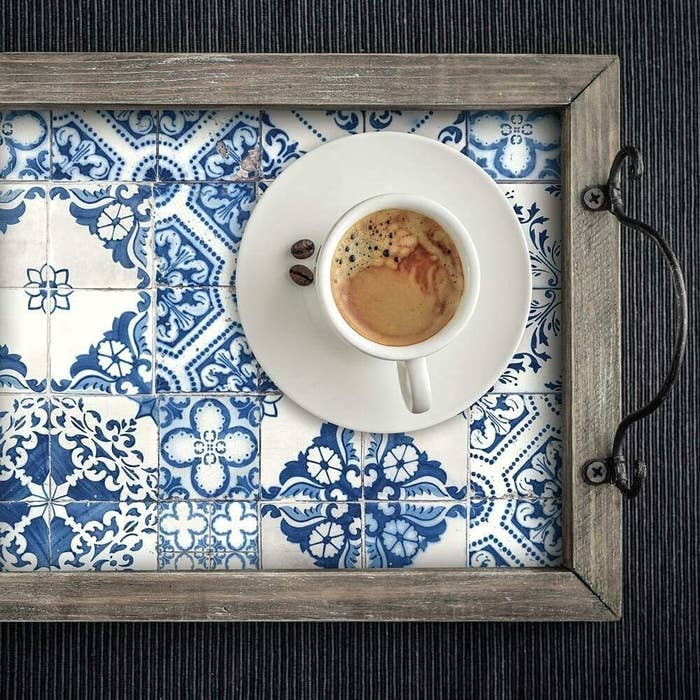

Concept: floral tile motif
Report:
left=469, top=393, right=562, bottom=499
left=261, top=110, right=361, bottom=178
left=0, top=502, right=50, bottom=571
left=50, top=396, right=158, bottom=501
left=159, top=396, right=260, bottom=500
left=0, top=186, right=46, bottom=286
left=158, top=110, right=259, bottom=182
left=494, top=288, right=562, bottom=392
left=364, top=415, right=467, bottom=500
left=154, top=183, right=255, bottom=287
left=50, top=501, right=157, bottom=570
left=158, top=500, right=258, bottom=570
left=261, top=501, right=361, bottom=569
left=49, top=184, right=152, bottom=288
left=467, top=110, right=561, bottom=180
left=260, top=395, right=361, bottom=501
left=469, top=498, right=562, bottom=567
left=501, top=182, right=562, bottom=288
left=210, top=501, right=258, bottom=551
left=50, top=290, right=153, bottom=394
left=159, top=501, right=210, bottom=550
left=0, top=110, right=50, bottom=180
left=52, top=110, right=157, bottom=181
left=0, top=289, right=48, bottom=392
left=365, top=110, right=465, bottom=150
left=155, top=286, right=259, bottom=393
left=0, top=396, right=49, bottom=501
left=365, top=502, right=467, bottom=568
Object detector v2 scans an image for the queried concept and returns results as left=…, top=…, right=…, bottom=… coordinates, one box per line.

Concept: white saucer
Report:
left=237, top=132, right=530, bottom=433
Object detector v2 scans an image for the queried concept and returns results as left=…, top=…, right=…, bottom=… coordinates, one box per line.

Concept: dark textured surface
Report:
left=0, top=1, right=698, bottom=698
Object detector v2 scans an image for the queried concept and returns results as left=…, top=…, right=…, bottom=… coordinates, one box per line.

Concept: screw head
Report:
left=583, top=460, right=609, bottom=485
left=582, top=186, right=606, bottom=211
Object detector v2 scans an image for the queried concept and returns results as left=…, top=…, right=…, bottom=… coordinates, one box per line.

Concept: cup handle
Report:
left=397, top=358, right=431, bottom=414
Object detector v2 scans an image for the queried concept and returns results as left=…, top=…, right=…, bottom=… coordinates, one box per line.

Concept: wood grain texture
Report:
left=0, top=52, right=614, bottom=108
left=562, top=59, right=622, bottom=616
left=0, top=569, right=616, bottom=622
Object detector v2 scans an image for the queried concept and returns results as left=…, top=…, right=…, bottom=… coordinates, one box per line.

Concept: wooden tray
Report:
left=0, top=53, right=620, bottom=621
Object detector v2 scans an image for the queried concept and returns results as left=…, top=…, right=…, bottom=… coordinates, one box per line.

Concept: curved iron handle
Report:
left=581, top=146, right=688, bottom=498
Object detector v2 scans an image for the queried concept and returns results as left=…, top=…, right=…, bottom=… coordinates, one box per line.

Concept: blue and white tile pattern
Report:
left=0, top=107, right=562, bottom=571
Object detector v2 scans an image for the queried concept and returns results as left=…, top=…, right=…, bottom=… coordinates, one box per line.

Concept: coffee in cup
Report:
left=330, top=208, right=465, bottom=347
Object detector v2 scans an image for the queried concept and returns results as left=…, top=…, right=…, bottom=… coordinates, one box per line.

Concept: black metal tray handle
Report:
left=581, top=146, right=688, bottom=499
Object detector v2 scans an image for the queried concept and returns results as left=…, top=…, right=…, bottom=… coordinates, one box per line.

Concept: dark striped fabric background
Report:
left=1, top=1, right=698, bottom=698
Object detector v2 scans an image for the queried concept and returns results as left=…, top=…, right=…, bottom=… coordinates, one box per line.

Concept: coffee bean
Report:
left=290, top=239, right=315, bottom=259
left=289, top=264, right=314, bottom=286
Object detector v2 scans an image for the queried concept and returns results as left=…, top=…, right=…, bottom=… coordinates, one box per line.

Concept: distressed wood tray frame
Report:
left=0, top=53, right=621, bottom=622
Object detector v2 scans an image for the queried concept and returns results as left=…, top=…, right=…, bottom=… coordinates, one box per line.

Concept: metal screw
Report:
left=583, top=460, right=609, bottom=485
left=582, top=186, right=606, bottom=211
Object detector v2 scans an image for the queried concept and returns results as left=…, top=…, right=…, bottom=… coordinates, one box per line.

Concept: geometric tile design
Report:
left=469, top=393, right=562, bottom=498
left=158, top=500, right=258, bottom=570
left=261, top=109, right=361, bottom=178
left=365, top=109, right=465, bottom=149
left=52, top=110, right=157, bottom=181
left=154, top=183, right=255, bottom=287
left=158, top=395, right=260, bottom=500
left=0, top=109, right=50, bottom=180
left=157, top=110, right=259, bottom=182
left=155, top=287, right=258, bottom=393
left=468, top=498, right=563, bottom=567
left=0, top=107, right=562, bottom=572
left=467, top=110, right=561, bottom=180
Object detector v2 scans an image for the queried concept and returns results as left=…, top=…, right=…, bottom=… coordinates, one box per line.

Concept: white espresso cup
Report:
left=314, top=193, right=480, bottom=414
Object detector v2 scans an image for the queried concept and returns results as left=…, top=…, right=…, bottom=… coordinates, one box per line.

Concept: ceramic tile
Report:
left=154, top=183, right=255, bottom=287
left=157, top=500, right=258, bottom=570
left=468, top=498, right=562, bottom=567
left=48, top=184, right=152, bottom=288
left=493, top=288, right=562, bottom=392
left=0, top=109, right=50, bottom=180
left=0, top=396, right=50, bottom=501
left=261, top=501, right=361, bottom=569
left=365, top=110, right=465, bottom=150
left=363, top=414, right=468, bottom=500
left=0, top=501, right=50, bottom=570
left=469, top=393, right=562, bottom=498
left=500, top=182, right=562, bottom=288
left=0, top=186, right=46, bottom=286
left=260, top=395, right=362, bottom=501
left=52, top=110, right=157, bottom=181
left=0, top=102, right=565, bottom=574
left=261, top=109, right=361, bottom=178
left=50, top=500, right=158, bottom=570
left=159, top=395, right=260, bottom=500
left=158, top=110, right=259, bottom=181
left=155, top=286, right=261, bottom=393
left=50, top=396, right=158, bottom=501
left=0, top=288, right=48, bottom=392
left=365, top=501, right=467, bottom=568
left=467, top=110, right=561, bottom=180
left=49, top=290, right=153, bottom=394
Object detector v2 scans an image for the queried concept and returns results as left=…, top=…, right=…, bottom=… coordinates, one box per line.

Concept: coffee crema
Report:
left=330, top=208, right=465, bottom=346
